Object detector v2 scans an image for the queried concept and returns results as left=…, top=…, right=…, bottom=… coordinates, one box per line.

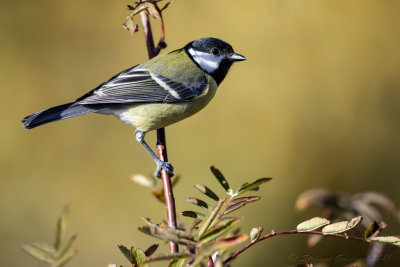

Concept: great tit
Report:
left=22, top=37, right=246, bottom=177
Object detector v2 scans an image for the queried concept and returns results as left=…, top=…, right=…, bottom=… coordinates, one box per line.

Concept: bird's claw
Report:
left=155, top=160, right=174, bottom=178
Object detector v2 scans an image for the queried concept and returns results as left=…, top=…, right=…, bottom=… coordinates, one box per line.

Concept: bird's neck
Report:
left=208, top=60, right=233, bottom=85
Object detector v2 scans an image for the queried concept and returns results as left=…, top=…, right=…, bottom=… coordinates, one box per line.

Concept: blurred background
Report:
left=1, top=0, right=400, bottom=266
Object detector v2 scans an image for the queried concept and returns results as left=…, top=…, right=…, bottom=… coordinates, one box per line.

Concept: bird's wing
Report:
left=76, top=66, right=208, bottom=104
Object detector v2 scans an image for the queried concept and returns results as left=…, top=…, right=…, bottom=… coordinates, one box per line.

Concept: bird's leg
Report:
left=134, top=129, right=174, bottom=178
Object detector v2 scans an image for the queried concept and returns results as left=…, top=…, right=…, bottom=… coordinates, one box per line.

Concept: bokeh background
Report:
left=1, top=0, right=400, bottom=266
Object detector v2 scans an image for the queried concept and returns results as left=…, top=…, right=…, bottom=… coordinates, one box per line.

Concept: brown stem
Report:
left=208, top=256, right=214, bottom=267
left=156, top=129, right=178, bottom=253
left=139, top=10, right=178, bottom=254
left=140, top=12, right=156, bottom=59
left=223, top=230, right=367, bottom=264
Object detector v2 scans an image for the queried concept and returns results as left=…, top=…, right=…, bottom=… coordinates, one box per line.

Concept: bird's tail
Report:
left=22, top=102, right=96, bottom=129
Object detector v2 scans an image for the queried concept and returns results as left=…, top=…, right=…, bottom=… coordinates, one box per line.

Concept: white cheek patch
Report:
left=188, top=48, right=224, bottom=73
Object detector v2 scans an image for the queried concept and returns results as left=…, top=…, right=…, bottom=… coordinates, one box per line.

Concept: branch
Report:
left=223, top=230, right=367, bottom=264
left=138, top=7, right=178, bottom=254
left=140, top=12, right=156, bottom=58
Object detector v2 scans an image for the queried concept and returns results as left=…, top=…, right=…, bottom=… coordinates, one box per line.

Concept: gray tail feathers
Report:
left=22, top=102, right=96, bottom=129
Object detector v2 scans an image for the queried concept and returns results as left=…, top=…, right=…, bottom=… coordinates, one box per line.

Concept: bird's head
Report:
left=185, top=37, right=246, bottom=85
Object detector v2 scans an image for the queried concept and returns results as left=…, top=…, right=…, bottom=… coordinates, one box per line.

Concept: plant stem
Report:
left=157, top=128, right=179, bottom=253
left=223, top=230, right=367, bottom=264
left=139, top=11, right=179, bottom=254
left=208, top=256, right=214, bottom=267
left=140, top=12, right=156, bottom=58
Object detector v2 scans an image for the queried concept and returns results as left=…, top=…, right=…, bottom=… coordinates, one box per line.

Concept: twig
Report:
left=223, top=230, right=367, bottom=264
left=156, top=128, right=178, bottom=254
left=208, top=256, right=214, bottom=267
left=139, top=12, right=156, bottom=58
left=139, top=9, right=178, bottom=254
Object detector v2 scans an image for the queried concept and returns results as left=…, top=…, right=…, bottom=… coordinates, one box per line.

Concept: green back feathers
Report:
left=141, top=49, right=205, bottom=83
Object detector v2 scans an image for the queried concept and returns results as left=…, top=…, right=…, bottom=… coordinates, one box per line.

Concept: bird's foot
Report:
left=155, top=159, right=174, bottom=178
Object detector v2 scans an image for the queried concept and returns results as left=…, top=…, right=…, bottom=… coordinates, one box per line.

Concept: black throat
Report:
left=209, top=59, right=234, bottom=86
left=184, top=44, right=233, bottom=86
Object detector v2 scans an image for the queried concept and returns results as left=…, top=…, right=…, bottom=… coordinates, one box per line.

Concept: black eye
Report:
left=211, top=48, right=220, bottom=55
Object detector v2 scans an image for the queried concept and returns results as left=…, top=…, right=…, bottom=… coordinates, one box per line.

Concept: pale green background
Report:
left=1, top=0, right=400, bottom=266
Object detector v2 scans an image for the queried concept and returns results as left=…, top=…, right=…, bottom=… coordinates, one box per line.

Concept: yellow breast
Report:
left=117, top=75, right=218, bottom=132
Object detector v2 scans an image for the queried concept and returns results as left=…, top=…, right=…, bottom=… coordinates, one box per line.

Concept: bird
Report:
left=22, top=37, right=246, bottom=177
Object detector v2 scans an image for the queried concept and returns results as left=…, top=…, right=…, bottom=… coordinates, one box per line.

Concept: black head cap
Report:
left=191, top=37, right=233, bottom=54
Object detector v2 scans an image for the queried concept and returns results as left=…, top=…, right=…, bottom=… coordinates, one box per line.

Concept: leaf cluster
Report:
left=296, top=215, right=400, bottom=247
left=297, top=216, right=362, bottom=234
left=21, top=205, right=78, bottom=267
left=121, top=166, right=272, bottom=266
left=296, top=189, right=399, bottom=226
left=295, top=188, right=400, bottom=247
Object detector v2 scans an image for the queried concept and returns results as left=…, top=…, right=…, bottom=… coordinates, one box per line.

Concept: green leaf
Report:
left=138, top=226, right=196, bottom=247
left=322, top=222, right=348, bottom=234
left=168, top=258, right=186, bottom=267
left=236, top=178, right=272, bottom=196
left=118, top=245, right=132, bottom=263
left=230, top=196, right=261, bottom=205
left=144, top=244, right=159, bottom=257
left=141, top=253, right=192, bottom=264
left=199, top=218, right=241, bottom=244
left=165, top=226, right=196, bottom=241
left=250, top=227, right=263, bottom=242
left=58, top=233, right=78, bottom=258
left=192, top=235, right=248, bottom=266
left=218, top=216, right=240, bottom=225
left=194, top=184, right=220, bottom=201
left=364, top=221, right=387, bottom=239
left=224, top=196, right=261, bottom=215
left=210, top=166, right=231, bottom=193
left=118, top=245, right=146, bottom=265
left=130, top=247, right=146, bottom=265
left=32, top=242, right=55, bottom=256
left=345, top=215, right=363, bottom=227
left=184, top=197, right=209, bottom=210
left=187, top=219, right=202, bottom=234
left=21, top=245, right=53, bottom=263
left=369, top=236, right=400, bottom=247
left=231, top=226, right=242, bottom=236
left=55, top=204, right=71, bottom=250
left=206, top=234, right=248, bottom=252
left=198, top=199, right=226, bottom=237
left=53, top=249, right=78, bottom=267
left=181, top=211, right=205, bottom=219
left=369, top=236, right=400, bottom=243
left=297, top=217, right=330, bottom=232
left=322, top=216, right=363, bottom=234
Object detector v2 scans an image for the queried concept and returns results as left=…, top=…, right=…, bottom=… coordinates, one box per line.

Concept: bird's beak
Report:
left=229, top=53, right=246, bottom=61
